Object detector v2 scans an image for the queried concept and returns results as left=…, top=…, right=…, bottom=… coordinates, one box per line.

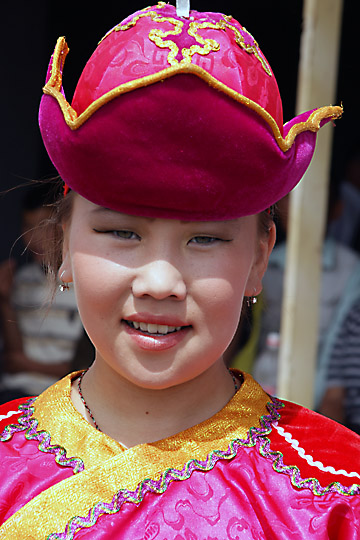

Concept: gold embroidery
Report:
left=116, top=10, right=171, bottom=33
left=43, top=37, right=343, bottom=152
left=147, top=16, right=184, bottom=66
left=108, top=11, right=186, bottom=67
left=99, top=2, right=167, bottom=43
left=106, top=3, right=168, bottom=36
left=220, top=21, right=272, bottom=76
left=103, top=5, right=270, bottom=75
left=182, top=21, right=221, bottom=64
left=146, top=19, right=222, bottom=66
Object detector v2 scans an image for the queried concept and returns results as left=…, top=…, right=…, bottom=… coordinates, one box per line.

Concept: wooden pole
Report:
left=277, top=0, right=343, bottom=408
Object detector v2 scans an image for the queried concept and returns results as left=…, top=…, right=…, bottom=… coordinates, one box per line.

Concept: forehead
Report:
left=73, top=195, right=254, bottom=230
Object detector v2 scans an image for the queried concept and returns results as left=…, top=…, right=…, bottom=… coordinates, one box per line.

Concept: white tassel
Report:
left=176, top=0, right=190, bottom=17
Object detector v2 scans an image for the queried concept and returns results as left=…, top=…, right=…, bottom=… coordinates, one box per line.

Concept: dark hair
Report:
left=42, top=181, right=74, bottom=288
left=258, top=206, right=276, bottom=236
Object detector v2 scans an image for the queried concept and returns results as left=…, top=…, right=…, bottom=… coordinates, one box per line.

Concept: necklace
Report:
left=77, top=369, right=101, bottom=431
left=231, top=371, right=241, bottom=393
left=77, top=368, right=242, bottom=432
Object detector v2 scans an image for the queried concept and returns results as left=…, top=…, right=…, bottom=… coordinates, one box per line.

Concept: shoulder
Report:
left=268, top=399, right=360, bottom=494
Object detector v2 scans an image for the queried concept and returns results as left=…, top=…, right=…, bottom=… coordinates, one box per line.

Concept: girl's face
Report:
left=61, top=195, right=274, bottom=389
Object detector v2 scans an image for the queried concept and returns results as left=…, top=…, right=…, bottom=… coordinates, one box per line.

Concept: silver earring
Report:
left=59, top=282, right=70, bottom=292
left=59, top=270, right=70, bottom=292
left=246, top=296, right=257, bottom=307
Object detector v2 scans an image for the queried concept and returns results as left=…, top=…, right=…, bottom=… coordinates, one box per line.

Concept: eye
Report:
left=93, top=229, right=140, bottom=240
left=189, top=236, right=228, bottom=245
left=113, top=230, right=139, bottom=240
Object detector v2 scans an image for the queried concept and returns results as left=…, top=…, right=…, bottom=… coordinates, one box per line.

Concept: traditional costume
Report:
left=1, top=3, right=358, bottom=538
left=0, top=372, right=360, bottom=538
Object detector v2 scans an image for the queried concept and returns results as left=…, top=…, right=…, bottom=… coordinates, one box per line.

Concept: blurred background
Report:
left=1, top=0, right=356, bottom=260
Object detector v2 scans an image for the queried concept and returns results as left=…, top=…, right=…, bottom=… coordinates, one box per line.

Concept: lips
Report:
left=122, top=315, right=191, bottom=351
left=122, top=319, right=191, bottom=353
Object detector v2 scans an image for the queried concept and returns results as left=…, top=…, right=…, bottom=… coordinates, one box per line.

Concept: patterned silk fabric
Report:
left=0, top=372, right=359, bottom=539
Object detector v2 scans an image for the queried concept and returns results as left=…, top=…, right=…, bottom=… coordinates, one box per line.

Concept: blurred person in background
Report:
left=320, top=298, right=360, bottom=434
left=0, top=184, right=87, bottom=401
left=228, top=189, right=360, bottom=414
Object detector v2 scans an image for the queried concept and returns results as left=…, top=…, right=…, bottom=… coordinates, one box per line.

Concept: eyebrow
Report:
left=90, top=207, right=236, bottom=226
left=91, top=207, right=156, bottom=222
left=91, top=207, right=118, bottom=215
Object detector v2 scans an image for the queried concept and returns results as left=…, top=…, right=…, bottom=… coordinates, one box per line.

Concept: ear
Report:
left=58, top=223, right=73, bottom=284
left=245, top=223, right=276, bottom=297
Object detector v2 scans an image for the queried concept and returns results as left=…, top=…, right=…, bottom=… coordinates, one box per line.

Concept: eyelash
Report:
left=189, top=236, right=230, bottom=245
left=93, top=229, right=140, bottom=240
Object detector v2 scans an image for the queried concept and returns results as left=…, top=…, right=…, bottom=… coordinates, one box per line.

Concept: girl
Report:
left=0, top=3, right=358, bottom=538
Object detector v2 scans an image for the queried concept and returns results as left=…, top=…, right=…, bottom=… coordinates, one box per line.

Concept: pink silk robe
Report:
left=0, top=371, right=359, bottom=539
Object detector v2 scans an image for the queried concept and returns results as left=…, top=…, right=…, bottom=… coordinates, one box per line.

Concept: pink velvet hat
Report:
left=39, top=2, right=342, bottom=220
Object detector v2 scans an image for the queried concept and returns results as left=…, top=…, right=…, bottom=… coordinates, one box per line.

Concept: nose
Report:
left=132, top=260, right=187, bottom=301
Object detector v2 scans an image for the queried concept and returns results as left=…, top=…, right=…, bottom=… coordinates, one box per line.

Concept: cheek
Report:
left=196, top=250, right=253, bottom=305
left=194, top=275, right=245, bottom=336
left=70, top=252, right=129, bottom=315
left=192, top=251, right=254, bottom=339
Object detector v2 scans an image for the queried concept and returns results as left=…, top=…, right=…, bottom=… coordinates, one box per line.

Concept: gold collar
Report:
left=33, top=370, right=271, bottom=476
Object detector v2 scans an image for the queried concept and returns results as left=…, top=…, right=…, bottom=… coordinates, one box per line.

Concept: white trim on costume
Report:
left=0, top=410, right=21, bottom=421
left=274, top=423, right=360, bottom=480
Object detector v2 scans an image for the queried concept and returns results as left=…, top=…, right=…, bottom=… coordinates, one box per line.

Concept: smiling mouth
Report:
left=124, top=320, right=187, bottom=335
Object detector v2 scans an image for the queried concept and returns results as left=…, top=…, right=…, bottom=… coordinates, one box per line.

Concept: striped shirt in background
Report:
left=326, top=300, right=360, bottom=434
left=1, top=262, right=84, bottom=396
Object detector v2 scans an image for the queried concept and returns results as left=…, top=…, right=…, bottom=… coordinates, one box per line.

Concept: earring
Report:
left=246, top=296, right=257, bottom=307
left=59, top=270, right=70, bottom=292
left=59, top=282, right=70, bottom=292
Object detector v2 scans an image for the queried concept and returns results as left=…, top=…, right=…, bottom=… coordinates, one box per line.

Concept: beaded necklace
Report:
left=77, top=370, right=101, bottom=431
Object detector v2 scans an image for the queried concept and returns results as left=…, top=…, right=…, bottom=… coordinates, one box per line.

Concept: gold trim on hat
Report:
left=43, top=37, right=342, bottom=152
left=101, top=3, right=272, bottom=75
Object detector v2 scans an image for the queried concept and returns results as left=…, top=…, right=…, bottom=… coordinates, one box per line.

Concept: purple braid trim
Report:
left=0, top=398, right=36, bottom=440
left=258, top=435, right=360, bottom=497
left=0, top=398, right=84, bottom=474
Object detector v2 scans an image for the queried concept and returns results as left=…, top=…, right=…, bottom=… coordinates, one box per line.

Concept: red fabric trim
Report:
left=0, top=398, right=34, bottom=432
left=269, top=400, right=360, bottom=489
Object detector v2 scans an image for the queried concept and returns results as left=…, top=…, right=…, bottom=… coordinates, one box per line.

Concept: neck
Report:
left=72, top=359, right=238, bottom=448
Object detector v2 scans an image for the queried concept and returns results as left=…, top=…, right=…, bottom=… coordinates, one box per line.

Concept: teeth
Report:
left=128, top=321, right=182, bottom=334
left=147, top=323, right=158, bottom=334
left=158, top=325, right=169, bottom=334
